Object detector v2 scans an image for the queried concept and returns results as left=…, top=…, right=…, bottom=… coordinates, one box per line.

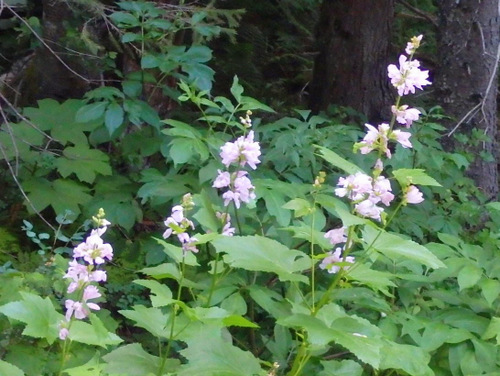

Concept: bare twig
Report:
left=5, top=3, right=91, bottom=83
left=0, top=110, right=56, bottom=231
left=396, top=0, right=438, bottom=28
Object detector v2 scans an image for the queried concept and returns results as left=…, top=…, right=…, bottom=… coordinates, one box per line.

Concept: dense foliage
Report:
left=1, top=1, right=500, bottom=376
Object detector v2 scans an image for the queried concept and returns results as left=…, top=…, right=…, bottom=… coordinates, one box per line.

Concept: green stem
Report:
left=158, top=254, right=186, bottom=375
left=205, top=251, right=220, bottom=307
left=310, top=197, right=317, bottom=313
left=287, top=335, right=311, bottom=376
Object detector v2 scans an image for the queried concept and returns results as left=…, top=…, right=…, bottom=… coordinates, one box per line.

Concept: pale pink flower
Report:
left=217, top=212, right=235, bottom=236
left=391, top=129, right=413, bottom=149
left=319, top=247, right=355, bottom=274
left=358, top=123, right=391, bottom=157
left=324, top=227, right=347, bottom=246
left=387, top=55, right=431, bottom=96
left=335, top=172, right=373, bottom=201
left=163, top=204, right=195, bottom=239
left=65, top=300, right=87, bottom=321
left=83, top=285, right=101, bottom=301
left=59, top=327, right=69, bottom=340
left=220, top=131, right=261, bottom=169
left=178, top=233, right=199, bottom=253
left=73, top=232, right=113, bottom=265
left=392, top=105, right=421, bottom=127
left=213, top=170, right=231, bottom=188
left=405, top=35, right=423, bottom=55
left=354, top=199, right=384, bottom=221
left=371, top=176, right=394, bottom=206
left=405, top=185, right=424, bottom=204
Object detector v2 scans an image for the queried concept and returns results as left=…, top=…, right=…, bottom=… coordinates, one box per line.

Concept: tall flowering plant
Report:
left=318, top=35, right=430, bottom=275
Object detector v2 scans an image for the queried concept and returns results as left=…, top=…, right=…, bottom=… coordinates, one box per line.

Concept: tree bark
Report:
left=308, top=0, right=394, bottom=123
left=435, top=0, right=499, bottom=199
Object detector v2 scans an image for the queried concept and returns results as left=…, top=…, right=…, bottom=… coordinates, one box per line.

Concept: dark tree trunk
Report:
left=308, top=0, right=394, bottom=123
left=435, top=0, right=499, bottom=199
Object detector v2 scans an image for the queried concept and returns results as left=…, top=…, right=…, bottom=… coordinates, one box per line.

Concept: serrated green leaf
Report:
left=230, top=75, right=244, bottom=103
left=480, top=279, right=500, bottom=306
left=247, top=285, right=291, bottom=319
left=62, top=352, right=106, bottom=376
left=0, top=360, right=25, bottom=376
left=258, top=187, right=291, bottom=226
left=239, top=96, right=275, bottom=112
left=103, top=344, right=176, bottom=376
left=134, top=279, right=174, bottom=307
left=104, top=102, right=124, bottom=135
left=119, top=305, right=170, bottom=338
left=56, top=145, right=111, bottom=183
left=76, top=102, right=107, bottom=123
left=348, top=263, right=396, bottom=296
left=362, top=226, right=445, bottom=269
left=278, top=313, right=382, bottom=368
left=212, top=235, right=311, bottom=283
left=392, top=168, right=441, bottom=187
left=379, top=341, right=433, bottom=376
left=140, top=263, right=181, bottom=280
left=69, top=314, right=122, bottom=347
left=282, top=198, right=312, bottom=218
left=154, top=238, right=199, bottom=267
left=0, top=292, right=62, bottom=344
left=319, top=360, right=363, bottom=376
left=315, top=145, right=363, bottom=175
left=184, top=45, right=212, bottom=63
left=178, top=331, right=264, bottom=376
left=457, top=263, right=482, bottom=291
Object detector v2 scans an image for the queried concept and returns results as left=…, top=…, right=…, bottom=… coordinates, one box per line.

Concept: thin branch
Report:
left=5, top=3, right=91, bottom=83
left=447, top=27, right=500, bottom=138
left=396, top=0, right=438, bottom=28
left=0, top=119, right=56, bottom=231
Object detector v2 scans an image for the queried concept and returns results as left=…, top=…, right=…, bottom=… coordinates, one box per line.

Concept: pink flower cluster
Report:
left=335, top=172, right=395, bottom=221
left=59, top=211, right=112, bottom=340
left=320, top=226, right=355, bottom=273
left=213, top=120, right=261, bottom=209
left=163, top=194, right=199, bottom=253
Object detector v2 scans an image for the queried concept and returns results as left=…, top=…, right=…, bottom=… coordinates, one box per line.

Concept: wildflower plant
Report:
left=4, top=36, right=493, bottom=376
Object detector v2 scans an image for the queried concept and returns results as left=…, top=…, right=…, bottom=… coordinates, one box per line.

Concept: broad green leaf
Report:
left=56, top=145, right=112, bottom=183
left=104, top=102, right=125, bottom=135
left=281, top=225, right=332, bottom=250
left=257, top=187, right=291, bottom=226
left=23, top=178, right=92, bottom=215
left=319, top=360, right=363, bottom=376
left=63, top=352, right=106, bottom=376
left=379, top=341, right=433, bottom=376
left=348, top=263, right=396, bottom=296
left=480, top=279, right=500, bottom=306
left=230, top=75, right=244, bottom=102
left=184, top=45, right=212, bottom=63
left=0, top=360, right=25, bottom=376
left=134, top=279, right=174, bottom=307
left=76, top=102, right=107, bottom=123
left=247, top=285, right=292, bottom=319
left=239, top=96, right=275, bottom=113
left=315, top=145, right=363, bottom=175
left=0, top=292, right=62, bottom=344
left=457, top=263, right=483, bottom=291
left=119, top=305, right=170, bottom=338
left=103, top=344, right=178, bottom=376
left=278, top=313, right=382, bottom=368
left=109, top=11, right=140, bottom=27
left=362, top=226, right=445, bottom=269
left=392, top=168, right=441, bottom=187
left=212, top=235, right=311, bottom=283
left=69, top=315, right=122, bottom=347
left=178, top=332, right=265, bottom=376
left=282, top=198, right=312, bottom=218
left=155, top=238, right=199, bottom=266
left=169, top=138, right=195, bottom=165
left=140, top=263, right=181, bottom=281
left=24, top=99, right=101, bottom=145
left=315, top=194, right=368, bottom=226
left=141, top=54, right=159, bottom=69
